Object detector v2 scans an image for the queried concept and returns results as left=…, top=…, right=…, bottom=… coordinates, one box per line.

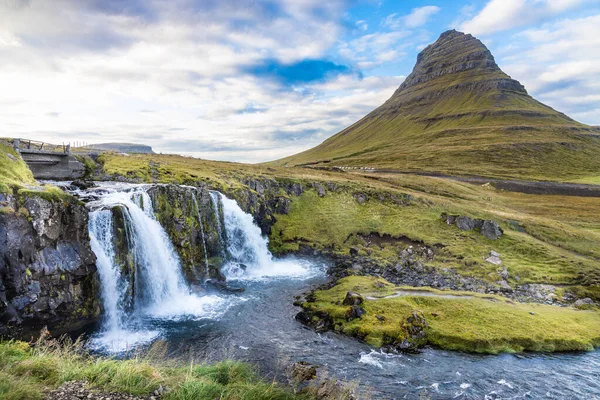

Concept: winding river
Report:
left=74, top=182, right=600, bottom=399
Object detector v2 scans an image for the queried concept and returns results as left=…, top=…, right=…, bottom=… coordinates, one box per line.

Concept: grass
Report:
left=0, top=142, right=36, bottom=193
left=270, top=187, right=600, bottom=294
left=0, top=339, right=313, bottom=400
left=303, top=276, right=600, bottom=354
left=270, top=34, right=600, bottom=183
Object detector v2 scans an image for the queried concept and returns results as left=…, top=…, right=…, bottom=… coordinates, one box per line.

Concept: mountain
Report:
left=91, top=143, right=154, bottom=154
left=273, top=30, right=600, bottom=181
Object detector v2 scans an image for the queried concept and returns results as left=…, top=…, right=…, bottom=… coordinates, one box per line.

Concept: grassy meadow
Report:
left=0, top=339, right=316, bottom=400
left=302, top=276, right=600, bottom=353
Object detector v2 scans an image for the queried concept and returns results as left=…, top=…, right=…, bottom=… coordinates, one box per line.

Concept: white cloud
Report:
left=0, top=0, right=398, bottom=162
left=383, top=6, right=441, bottom=30
left=497, top=15, right=600, bottom=125
left=459, top=0, right=588, bottom=36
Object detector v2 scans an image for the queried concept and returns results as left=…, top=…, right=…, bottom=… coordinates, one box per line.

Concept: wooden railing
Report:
left=13, top=138, right=70, bottom=154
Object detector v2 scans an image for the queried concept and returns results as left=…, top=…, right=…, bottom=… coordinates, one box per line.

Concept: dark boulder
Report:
left=481, top=220, right=504, bottom=240
left=207, top=264, right=226, bottom=282
left=342, top=291, right=363, bottom=306
left=346, top=305, right=366, bottom=320
left=455, top=215, right=476, bottom=231
left=288, top=361, right=318, bottom=384
left=70, top=180, right=97, bottom=190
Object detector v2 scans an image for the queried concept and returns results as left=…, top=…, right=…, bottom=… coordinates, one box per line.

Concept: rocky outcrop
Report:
left=441, top=213, right=504, bottom=240
left=147, top=184, right=222, bottom=281
left=0, top=191, right=100, bottom=338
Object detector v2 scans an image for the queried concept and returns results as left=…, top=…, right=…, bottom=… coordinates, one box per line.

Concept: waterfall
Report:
left=190, top=192, right=209, bottom=271
left=209, top=191, right=226, bottom=256
left=87, top=185, right=235, bottom=352
left=89, top=210, right=126, bottom=332
left=217, top=192, right=314, bottom=280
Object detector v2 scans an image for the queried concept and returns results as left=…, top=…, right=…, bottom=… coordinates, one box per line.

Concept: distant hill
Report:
left=91, top=143, right=154, bottom=154
left=272, top=30, right=600, bottom=181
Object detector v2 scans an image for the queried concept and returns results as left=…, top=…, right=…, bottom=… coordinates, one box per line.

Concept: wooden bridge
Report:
left=12, top=138, right=84, bottom=180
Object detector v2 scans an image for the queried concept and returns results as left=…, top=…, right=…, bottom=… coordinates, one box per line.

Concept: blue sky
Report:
left=0, top=0, right=598, bottom=162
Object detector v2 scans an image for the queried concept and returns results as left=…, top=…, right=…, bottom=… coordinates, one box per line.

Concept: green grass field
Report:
left=0, top=340, right=315, bottom=400
left=303, top=276, right=600, bottom=353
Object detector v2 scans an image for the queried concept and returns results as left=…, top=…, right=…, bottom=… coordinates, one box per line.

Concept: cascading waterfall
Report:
left=88, top=210, right=126, bottom=333
left=190, top=192, right=209, bottom=271
left=216, top=192, right=315, bottom=280
left=209, top=191, right=226, bottom=257
left=87, top=185, right=234, bottom=352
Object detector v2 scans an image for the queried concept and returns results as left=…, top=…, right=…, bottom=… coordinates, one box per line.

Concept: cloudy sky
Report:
left=1, top=0, right=599, bottom=163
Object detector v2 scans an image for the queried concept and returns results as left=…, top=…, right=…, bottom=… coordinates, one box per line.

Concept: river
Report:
left=71, top=182, right=600, bottom=399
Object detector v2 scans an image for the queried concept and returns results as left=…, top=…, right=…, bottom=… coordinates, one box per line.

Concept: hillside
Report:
left=90, top=142, right=154, bottom=154
left=273, top=30, right=600, bottom=182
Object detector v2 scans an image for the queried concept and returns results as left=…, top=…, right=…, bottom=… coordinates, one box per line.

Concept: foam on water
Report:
left=87, top=185, right=239, bottom=352
left=215, top=192, right=319, bottom=281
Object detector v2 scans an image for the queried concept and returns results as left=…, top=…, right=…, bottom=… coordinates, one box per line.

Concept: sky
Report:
left=0, top=0, right=599, bottom=163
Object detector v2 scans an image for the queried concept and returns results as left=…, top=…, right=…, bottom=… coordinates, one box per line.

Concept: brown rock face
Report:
left=378, top=30, right=528, bottom=116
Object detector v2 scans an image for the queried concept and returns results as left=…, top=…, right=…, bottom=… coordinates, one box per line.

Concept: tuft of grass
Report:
left=0, top=143, right=36, bottom=191
left=0, top=339, right=312, bottom=400
left=304, top=276, right=600, bottom=354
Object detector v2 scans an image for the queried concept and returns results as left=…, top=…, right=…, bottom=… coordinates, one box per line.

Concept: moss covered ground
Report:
left=0, top=142, right=36, bottom=193
left=0, top=339, right=314, bottom=400
left=303, top=276, right=600, bottom=354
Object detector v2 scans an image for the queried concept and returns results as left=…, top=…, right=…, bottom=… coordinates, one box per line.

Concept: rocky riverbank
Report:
left=0, top=189, right=100, bottom=338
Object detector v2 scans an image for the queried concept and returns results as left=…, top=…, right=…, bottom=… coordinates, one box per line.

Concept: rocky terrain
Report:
left=0, top=190, right=100, bottom=338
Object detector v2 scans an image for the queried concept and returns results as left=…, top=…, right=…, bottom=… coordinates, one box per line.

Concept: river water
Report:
left=74, top=182, right=600, bottom=399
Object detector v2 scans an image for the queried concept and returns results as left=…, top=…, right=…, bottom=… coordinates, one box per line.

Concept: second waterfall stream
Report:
left=85, top=183, right=316, bottom=352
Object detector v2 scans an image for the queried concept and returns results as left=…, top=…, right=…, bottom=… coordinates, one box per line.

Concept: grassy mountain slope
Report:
left=273, top=30, right=600, bottom=182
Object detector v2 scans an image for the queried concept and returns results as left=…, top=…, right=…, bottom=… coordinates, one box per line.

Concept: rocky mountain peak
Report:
left=388, top=30, right=527, bottom=106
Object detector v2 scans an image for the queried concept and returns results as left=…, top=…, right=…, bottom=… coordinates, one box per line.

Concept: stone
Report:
left=481, top=220, right=504, bottom=240
left=316, top=380, right=355, bottom=400
left=446, top=214, right=459, bottom=225
left=349, top=247, right=359, bottom=256
left=342, top=291, right=363, bottom=306
left=490, top=250, right=501, bottom=258
left=354, top=193, right=368, bottom=204
left=497, top=280, right=513, bottom=293
left=6, top=153, right=16, bottom=162
left=0, top=192, right=99, bottom=338
left=207, top=265, right=226, bottom=282
left=71, top=180, right=97, bottom=190
left=396, top=310, right=428, bottom=351
left=346, top=305, right=366, bottom=320
left=485, top=255, right=502, bottom=265
left=312, top=182, right=326, bottom=197
left=273, top=196, right=291, bottom=214
left=289, top=183, right=304, bottom=196
left=288, top=361, right=317, bottom=383
left=326, top=182, right=338, bottom=192
left=574, top=298, right=594, bottom=308
left=455, top=215, right=476, bottom=231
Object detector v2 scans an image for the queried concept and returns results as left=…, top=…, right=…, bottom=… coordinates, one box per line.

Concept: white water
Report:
left=88, top=211, right=125, bottom=333
left=209, top=191, right=225, bottom=256
left=190, top=192, right=209, bottom=271
left=216, top=193, right=316, bottom=280
left=87, top=186, right=235, bottom=352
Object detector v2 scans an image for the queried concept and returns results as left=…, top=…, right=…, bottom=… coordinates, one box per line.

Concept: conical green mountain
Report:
left=274, top=30, right=600, bottom=181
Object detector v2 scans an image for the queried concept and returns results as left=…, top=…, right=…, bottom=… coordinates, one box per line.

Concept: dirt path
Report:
left=368, top=170, right=600, bottom=197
